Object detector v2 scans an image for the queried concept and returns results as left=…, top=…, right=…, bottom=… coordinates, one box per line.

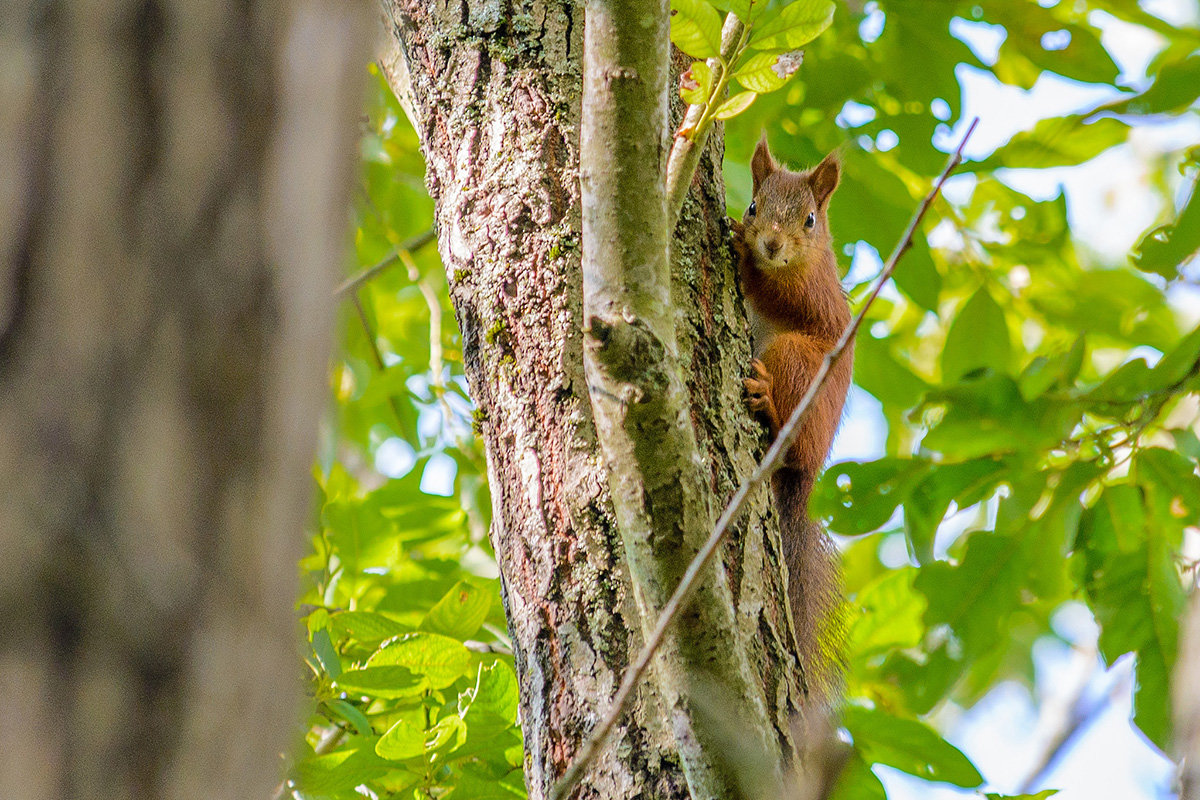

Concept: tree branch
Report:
left=554, top=118, right=980, bottom=800
left=577, top=2, right=779, bottom=798
left=332, top=228, right=435, bottom=296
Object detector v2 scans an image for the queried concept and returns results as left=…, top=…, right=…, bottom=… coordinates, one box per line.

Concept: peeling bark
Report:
left=380, top=3, right=806, bottom=797
left=0, top=2, right=372, bottom=798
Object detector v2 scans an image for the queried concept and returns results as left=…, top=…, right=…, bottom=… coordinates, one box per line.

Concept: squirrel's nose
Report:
left=763, top=236, right=782, bottom=258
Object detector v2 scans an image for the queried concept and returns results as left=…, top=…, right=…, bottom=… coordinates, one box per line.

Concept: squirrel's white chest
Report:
left=747, top=305, right=786, bottom=358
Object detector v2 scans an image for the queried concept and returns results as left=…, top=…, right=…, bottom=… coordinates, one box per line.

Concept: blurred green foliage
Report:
left=291, top=69, right=517, bottom=799
left=290, top=1, right=1200, bottom=797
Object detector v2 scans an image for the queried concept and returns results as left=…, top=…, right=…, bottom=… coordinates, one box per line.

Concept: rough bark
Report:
left=380, top=3, right=806, bottom=798
left=0, top=2, right=372, bottom=798
left=579, top=2, right=780, bottom=798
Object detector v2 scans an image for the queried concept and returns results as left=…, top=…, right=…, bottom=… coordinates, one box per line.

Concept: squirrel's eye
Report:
left=804, top=212, right=816, bottom=229
left=747, top=201, right=757, bottom=217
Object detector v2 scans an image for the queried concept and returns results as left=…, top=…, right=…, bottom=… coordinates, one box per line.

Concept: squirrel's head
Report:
left=741, top=133, right=840, bottom=273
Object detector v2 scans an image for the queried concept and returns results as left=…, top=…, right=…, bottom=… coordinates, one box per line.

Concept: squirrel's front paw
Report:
left=729, top=218, right=749, bottom=255
left=744, top=359, right=774, bottom=414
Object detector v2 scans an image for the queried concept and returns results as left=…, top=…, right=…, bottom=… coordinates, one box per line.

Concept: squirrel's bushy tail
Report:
left=773, top=469, right=846, bottom=705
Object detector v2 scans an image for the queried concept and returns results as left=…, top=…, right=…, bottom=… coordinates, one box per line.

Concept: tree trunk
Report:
left=0, top=2, right=371, bottom=798
left=380, top=3, right=806, bottom=798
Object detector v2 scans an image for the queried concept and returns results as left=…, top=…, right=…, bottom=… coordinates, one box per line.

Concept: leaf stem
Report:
left=665, top=13, right=747, bottom=229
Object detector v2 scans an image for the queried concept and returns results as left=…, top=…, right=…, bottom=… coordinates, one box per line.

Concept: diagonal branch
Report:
left=332, top=228, right=435, bottom=296
left=553, top=118, right=980, bottom=800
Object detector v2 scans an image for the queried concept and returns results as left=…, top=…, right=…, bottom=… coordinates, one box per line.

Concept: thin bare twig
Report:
left=333, top=228, right=435, bottom=296
left=350, top=292, right=408, bottom=429
left=551, top=118, right=980, bottom=800
left=1018, top=653, right=1125, bottom=794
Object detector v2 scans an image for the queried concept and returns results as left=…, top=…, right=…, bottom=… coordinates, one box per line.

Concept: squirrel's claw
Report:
left=744, top=358, right=774, bottom=414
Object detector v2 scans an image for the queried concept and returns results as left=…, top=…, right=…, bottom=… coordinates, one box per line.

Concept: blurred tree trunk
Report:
left=0, top=2, right=371, bottom=798
left=380, top=3, right=807, bottom=798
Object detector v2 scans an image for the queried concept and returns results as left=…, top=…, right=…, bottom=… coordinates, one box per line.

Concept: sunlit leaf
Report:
left=421, top=580, right=493, bottom=640
left=730, top=0, right=769, bottom=25
left=733, top=51, right=803, bottom=94
left=670, top=0, right=724, bottom=59
left=713, top=90, right=758, bottom=119
left=377, top=714, right=428, bottom=761
left=973, top=115, right=1128, bottom=170
left=333, top=610, right=410, bottom=643
left=369, top=632, right=474, bottom=689
left=312, top=628, right=342, bottom=679
left=848, top=569, right=926, bottom=660
left=748, top=0, right=835, bottom=52
left=1133, top=178, right=1200, bottom=279
left=335, top=665, right=423, bottom=699
left=293, top=745, right=394, bottom=794
left=681, top=61, right=714, bottom=105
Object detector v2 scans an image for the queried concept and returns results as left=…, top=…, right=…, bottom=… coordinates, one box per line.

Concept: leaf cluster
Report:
left=291, top=68, right=521, bottom=800
left=709, top=2, right=1200, bottom=797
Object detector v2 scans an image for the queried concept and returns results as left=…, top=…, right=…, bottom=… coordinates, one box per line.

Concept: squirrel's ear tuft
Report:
left=751, top=131, right=777, bottom=194
left=809, top=151, right=840, bottom=207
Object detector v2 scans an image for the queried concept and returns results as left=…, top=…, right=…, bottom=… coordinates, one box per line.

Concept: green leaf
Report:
left=922, top=374, right=1072, bottom=460
left=312, top=628, right=342, bottom=679
left=1075, top=475, right=1188, bottom=749
left=471, top=661, right=520, bottom=722
left=1151, top=323, right=1200, bottom=388
left=984, top=792, right=1059, bottom=800
left=853, top=333, right=930, bottom=410
left=670, top=0, right=724, bottom=59
left=942, top=287, right=1012, bottom=382
left=327, top=699, right=374, bottom=737
left=680, top=61, right=714, bottom=105
left=427, top=714, right=469, bottom=758
left=335, top=665, right=423, bottom=698
left=892, top=238, right=942, bottom=312
left=713, top=90, right=757, bottom=119
left=1018, top=335, right=1086, bottom=400
left=973, top=115, right=1129, bottom=170
left=376, top=714, right=428, bottom=761
left=904, top=458, right=1009, bottom=563
left=421, top=580, right=493, bottom=640
left=814, top=458, right=933, bottom=535
left=369, top=632, right=474, bottom=689
left=830, top=750, right=887, bottom=800
left=1090, top=357, right=1155, bottom=403
left=848, top=569, right=926, bottom=661
left=1138, top=448, right=1200, bottom=516
left=730, top=0, right=769, bottom=25
left=446, top=768, right=528, bottom=799
left=293, top=744, right=394, bottom=794
left=842, top=706, right=984, bottom=787
left=1133, top=178, right=1200, bottom=279
left=748, top=0, right=835, bottom=52
left=1111, top=53, right=1200, bottom=116
left=733, top=51, right=803, bottom=94
left=914, top=476, right=1054, bottom=663
left=333, top=610, right=409, bottom=643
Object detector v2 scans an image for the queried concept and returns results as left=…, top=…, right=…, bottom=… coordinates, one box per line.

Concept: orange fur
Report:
left=735, top=135, right=853, bottom=701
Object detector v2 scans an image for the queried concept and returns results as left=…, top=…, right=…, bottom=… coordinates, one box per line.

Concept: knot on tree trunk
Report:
left=585, top=312, right=672, bottom=393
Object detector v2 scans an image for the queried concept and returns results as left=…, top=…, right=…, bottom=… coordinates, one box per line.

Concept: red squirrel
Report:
left=730, top=134, right=852, bottom=701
